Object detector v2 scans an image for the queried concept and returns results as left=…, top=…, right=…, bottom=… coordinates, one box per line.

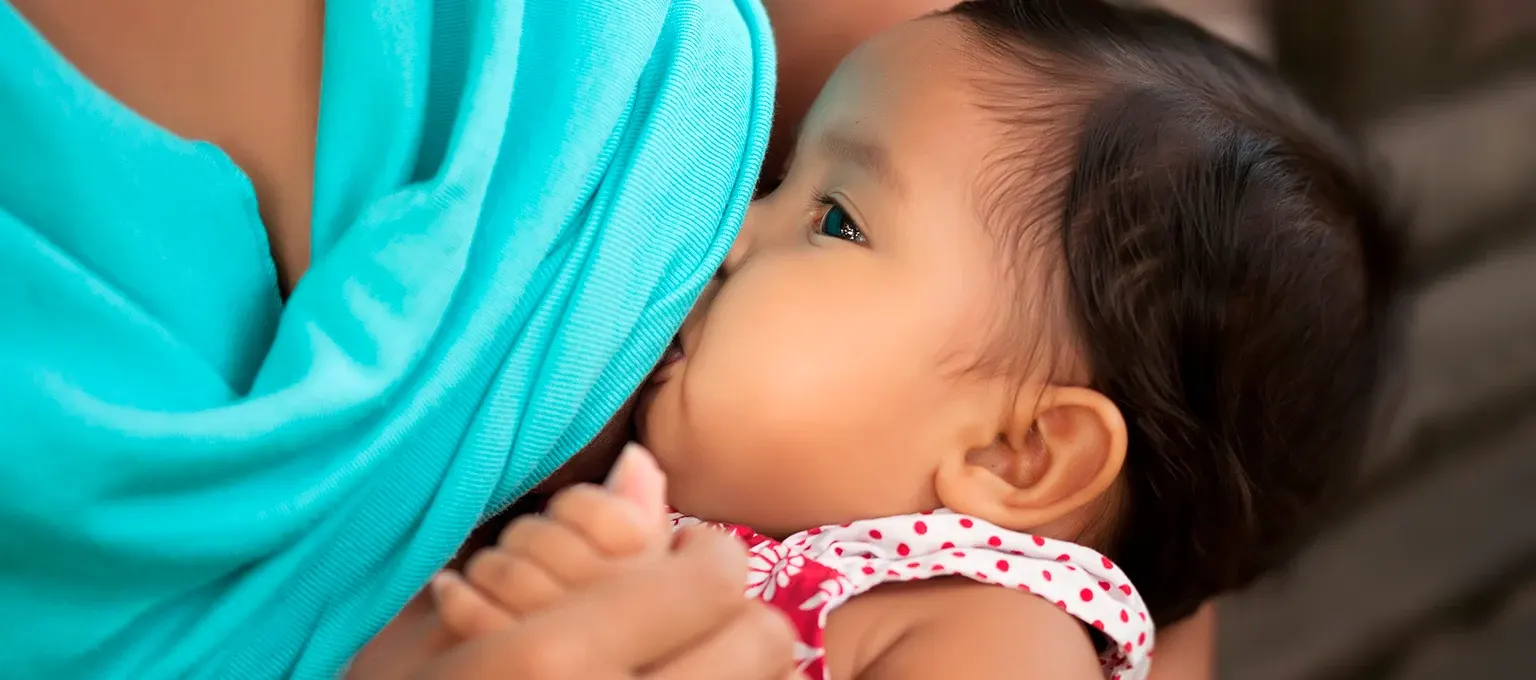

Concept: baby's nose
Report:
left=723, top=196, right=790, bottom=274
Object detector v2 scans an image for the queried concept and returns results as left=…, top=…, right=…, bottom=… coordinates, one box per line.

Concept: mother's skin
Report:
left=12, top=0, right=1212, bottom=676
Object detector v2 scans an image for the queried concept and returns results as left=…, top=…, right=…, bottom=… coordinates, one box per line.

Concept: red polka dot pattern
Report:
left=668, top=510, right=1154, bottom=680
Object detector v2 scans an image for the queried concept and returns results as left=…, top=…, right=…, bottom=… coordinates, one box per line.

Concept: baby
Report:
left=431, top=0, right=1404, bottom=678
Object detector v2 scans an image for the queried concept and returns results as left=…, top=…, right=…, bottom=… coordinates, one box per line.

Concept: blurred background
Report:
left=1139, top=0, right=1536, bottom=677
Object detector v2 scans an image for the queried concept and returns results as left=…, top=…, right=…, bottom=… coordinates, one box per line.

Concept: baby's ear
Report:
left=935, top=386, right=1127, bottom=532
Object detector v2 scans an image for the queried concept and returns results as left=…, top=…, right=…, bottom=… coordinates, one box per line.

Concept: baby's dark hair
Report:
left=946, top=0, right=1407, bottom=625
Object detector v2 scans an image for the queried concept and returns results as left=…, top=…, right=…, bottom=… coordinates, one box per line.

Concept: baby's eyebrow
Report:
left=818, top=129, right=905, bottom=196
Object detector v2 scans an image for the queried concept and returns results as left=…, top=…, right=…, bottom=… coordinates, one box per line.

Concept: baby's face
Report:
left=637, top=18, right=1033, bottom=535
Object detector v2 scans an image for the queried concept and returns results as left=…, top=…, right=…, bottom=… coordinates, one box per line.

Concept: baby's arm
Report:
left=826, top=580, right=1104, bottom=680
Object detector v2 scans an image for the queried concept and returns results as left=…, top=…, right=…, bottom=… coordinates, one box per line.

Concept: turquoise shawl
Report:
left=0, top=0, right=773, bottom=677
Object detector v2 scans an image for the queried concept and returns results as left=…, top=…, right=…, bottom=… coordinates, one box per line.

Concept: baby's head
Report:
left=637, top=0, right=1404, bottom=625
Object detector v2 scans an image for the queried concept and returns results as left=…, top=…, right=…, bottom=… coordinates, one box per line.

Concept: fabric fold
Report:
left=0, top=0, right=774, bottom=676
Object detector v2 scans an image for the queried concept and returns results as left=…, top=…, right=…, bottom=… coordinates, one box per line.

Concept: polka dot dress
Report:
left=670, top=510, right=1155, bottom=680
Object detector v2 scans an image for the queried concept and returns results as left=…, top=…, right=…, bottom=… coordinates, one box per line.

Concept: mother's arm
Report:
left=1149, top=604, right=1215, bottom=680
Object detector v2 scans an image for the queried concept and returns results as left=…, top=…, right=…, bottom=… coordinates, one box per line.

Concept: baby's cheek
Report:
left=675, top=367, right=927, bottom=529
left=688, top=350, right=862, bottom=449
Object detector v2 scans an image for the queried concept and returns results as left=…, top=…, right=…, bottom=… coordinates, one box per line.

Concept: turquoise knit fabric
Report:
left=0, top=0, right=773, bottom=676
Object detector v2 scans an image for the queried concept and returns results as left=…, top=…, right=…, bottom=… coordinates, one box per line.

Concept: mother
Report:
left=0, top=0, right=1212, bottom=677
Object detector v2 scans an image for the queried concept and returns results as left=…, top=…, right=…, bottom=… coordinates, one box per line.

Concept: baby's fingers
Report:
left=431, top=571, right=514, bottom=638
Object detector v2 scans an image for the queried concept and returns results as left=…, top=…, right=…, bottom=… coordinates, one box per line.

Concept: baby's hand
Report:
left=433, top=444, right=668, bottom=637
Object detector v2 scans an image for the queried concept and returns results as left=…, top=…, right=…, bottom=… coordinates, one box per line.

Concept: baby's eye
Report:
left=817, top=201, right=868, bottom=244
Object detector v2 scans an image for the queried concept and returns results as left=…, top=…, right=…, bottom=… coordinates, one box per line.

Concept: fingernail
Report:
left=605, top=442, right=658, bottom=490
left=429, top=571, right=459, bottom=597
left=605, top=443, right=668, bottom=532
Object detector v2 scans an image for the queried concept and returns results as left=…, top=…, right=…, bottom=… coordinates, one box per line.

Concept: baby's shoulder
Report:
left=826, top=578, right=1104, bottom=680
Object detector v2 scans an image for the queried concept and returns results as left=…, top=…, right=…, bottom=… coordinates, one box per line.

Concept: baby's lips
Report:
left=659, top=336, right=685, bottom=367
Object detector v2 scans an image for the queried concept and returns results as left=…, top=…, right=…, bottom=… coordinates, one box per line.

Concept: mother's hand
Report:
left=416, top=530, right=801, bottom=680
left=413, top=446, right=805, bottom=680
